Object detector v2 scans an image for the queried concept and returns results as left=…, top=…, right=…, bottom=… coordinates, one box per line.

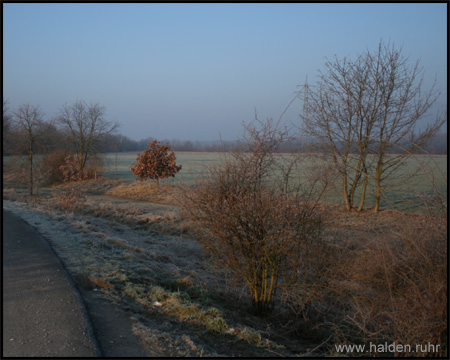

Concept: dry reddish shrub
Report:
left=59, top=154, right=102, bottom=182
left=40, top=150, right=72, bottom=184
left=130, top=140, right=181, bottom=186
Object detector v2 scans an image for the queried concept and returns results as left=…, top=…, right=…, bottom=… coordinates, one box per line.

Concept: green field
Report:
left=3, top=152, right=446, bottom=213
left=102, top=152, right=223, bottom=184
left=101, top=152, right=447, bottom=213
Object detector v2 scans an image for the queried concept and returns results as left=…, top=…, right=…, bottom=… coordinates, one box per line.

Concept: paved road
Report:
left=2, top=209, right=101, bottom=357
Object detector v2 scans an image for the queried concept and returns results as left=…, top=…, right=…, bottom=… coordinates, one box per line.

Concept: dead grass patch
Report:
left=322, top=209, right=447, bottom=356
left=106, top=181, right=180, bottom=205
left=52, top=177, right=124, bottom=195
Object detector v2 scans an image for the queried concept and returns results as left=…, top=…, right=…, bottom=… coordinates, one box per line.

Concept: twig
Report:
left=265, top=347, right=286, bottom=357
left=308, top=334, right=333, bottom=354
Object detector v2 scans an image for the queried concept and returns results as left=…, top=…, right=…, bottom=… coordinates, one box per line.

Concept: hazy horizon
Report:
left=3, top=3, right=447, bottom=142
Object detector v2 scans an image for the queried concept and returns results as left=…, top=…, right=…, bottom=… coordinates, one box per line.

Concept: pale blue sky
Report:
left=3, top=3, right=447, bottom=141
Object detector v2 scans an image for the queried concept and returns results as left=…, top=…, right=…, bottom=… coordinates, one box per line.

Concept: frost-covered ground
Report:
left=3, top=191, right=311, bottom=357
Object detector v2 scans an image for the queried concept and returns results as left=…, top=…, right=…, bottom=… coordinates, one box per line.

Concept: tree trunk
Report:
left=349, top=156, right=363, bottom=206
left=343, top=175, right=351, bottom=211
left=357, top=170, right=368, bottom=212
left=28, top=146, right=33, bottom=196
left=374, top=166, right=382, bottom=213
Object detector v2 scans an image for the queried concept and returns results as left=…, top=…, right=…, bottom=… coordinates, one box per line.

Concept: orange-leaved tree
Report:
left=130, top=140, right=181, bottom=186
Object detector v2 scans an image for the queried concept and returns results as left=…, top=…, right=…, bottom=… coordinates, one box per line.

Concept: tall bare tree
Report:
left=367, top=43, right=444, bottom=212
left=302, top=40, right=444, bottom=212
left=56, top=100, right=119, bottom=172
left=301, top=53, right=371, bottom=211
left=12, top=104, right=45, bottom=195
left=3, top=100, right=13, bottom=154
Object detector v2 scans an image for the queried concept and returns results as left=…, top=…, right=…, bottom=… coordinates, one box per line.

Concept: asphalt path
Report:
left=2, top=209, right=101, bottom=357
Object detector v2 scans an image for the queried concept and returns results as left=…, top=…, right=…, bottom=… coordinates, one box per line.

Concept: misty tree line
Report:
left=3, top=101, right=446, bottom=156
left=2, top=101, right=253, bottom=155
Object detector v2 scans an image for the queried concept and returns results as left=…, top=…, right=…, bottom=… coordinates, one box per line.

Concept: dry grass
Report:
left=51, top=188, right=87, bottom=213
left=51, top=177, right=124, bottom=195
left=106, top=181, right=180, bottom=205
left=314, top=205, right=447, bottom=357
left=351, top=218, right=446, bottom=356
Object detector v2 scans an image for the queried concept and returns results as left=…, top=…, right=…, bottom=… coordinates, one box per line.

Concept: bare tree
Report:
left=12, top=104, right=45, bottom=195
left=3, top=100, right=13, bottom=154
left=301, top=53, right=370, bottom=211
left=367, top=43, right=444, bottom=212
left=302, top=40, right=444, bottom=212
left=56, top=100, right=119, bottom=173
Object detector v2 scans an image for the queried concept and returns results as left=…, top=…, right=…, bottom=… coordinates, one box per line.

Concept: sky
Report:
left=3, top=3, right=447, bottom=142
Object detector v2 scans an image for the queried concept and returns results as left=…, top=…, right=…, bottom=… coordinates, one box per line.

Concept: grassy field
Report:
left=102, top=152, right=222, bottom=184
left=3, top=151, right=446, bottom=212
left=101, top=152, right=447, bottom=213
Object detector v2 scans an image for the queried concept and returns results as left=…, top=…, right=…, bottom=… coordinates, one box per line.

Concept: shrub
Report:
left=130, top=140, right=181, bottom=186
left=182, top=117, right=329, bottom=314
left=40, top=150, right=71, bottom=184
left=59, top=154, right=102, bottom=182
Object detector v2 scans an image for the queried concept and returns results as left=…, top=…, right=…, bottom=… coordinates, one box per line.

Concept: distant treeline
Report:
left=99, top=134, right=237, bottom=153
left=99, top=133, right=448, bottom=155
left=3, top=123, right=447, bottom=156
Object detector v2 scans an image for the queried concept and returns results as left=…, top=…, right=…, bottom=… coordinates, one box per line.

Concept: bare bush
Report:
left=59, top=154, right=103, bottom=182
left=182, top=117, right=329, bottom=314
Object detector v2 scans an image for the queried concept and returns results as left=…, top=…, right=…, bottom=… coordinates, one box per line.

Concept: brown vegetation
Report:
left=181, top=117, right=332, bottom=315
left=131, top=140, right=181, bottom=186
left=59, top=154, right=103, bottom=182
left=322, top=207, right=447, bottom=357
left=51, top=188, right=87, bottom=213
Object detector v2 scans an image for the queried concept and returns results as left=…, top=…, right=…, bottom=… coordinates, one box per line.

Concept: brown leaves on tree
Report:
left=130, top=140, right=181, bottom=185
